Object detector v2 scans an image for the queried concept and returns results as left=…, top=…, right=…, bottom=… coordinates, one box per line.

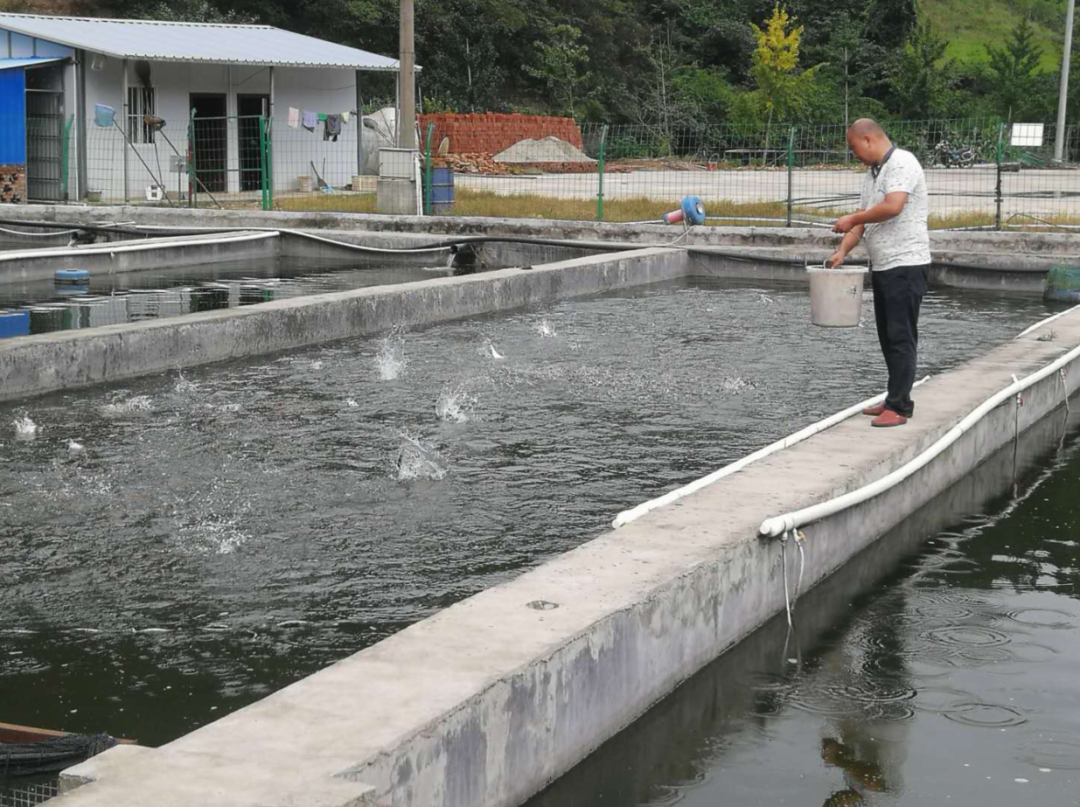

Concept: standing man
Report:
left=829, top=119, right=931, bottom=428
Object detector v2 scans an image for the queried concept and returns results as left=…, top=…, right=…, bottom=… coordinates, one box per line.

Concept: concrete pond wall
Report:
left=50, top=300, right=1080, bottom=807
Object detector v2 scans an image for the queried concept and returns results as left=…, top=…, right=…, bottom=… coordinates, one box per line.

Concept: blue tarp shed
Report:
left=0, top=58, right=64, bottom=165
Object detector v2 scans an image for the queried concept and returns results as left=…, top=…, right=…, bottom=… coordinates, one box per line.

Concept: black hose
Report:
left=0, top=218, right=225, bottom=238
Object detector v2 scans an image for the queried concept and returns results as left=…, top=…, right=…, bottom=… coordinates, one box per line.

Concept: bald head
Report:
left=847, top=119, right=892, bottom=167
left=848, top=119, right=886, bottom=139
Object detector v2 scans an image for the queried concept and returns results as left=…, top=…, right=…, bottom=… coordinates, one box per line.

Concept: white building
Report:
left=0, top=12, right=405, bottom=204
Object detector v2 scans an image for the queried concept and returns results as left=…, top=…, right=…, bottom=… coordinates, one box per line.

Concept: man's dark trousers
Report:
left=871, top=264, right=928, bottom=417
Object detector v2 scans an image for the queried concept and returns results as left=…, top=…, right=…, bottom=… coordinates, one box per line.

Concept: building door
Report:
left=25, top=64, right=65, bottom=202
left=237, top=95, right=268, bottom=193
left=189, top=93, right=227, bottom=193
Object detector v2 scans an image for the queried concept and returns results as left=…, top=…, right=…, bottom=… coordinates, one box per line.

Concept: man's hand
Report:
left=833, top=214, right=861, bottom=234
left=827, top=250, right=846, bottom=268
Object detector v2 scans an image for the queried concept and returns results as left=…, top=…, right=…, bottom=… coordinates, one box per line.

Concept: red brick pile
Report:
left=0, top=165, right=26, bottom=204
left=431, top=154, right=631, bottom=176
left=419, top=113, right=585, bottom=155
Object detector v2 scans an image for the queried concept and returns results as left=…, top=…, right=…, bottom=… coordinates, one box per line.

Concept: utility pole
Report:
left=399, top=0, right=417, bottom=150
left=843, top=46, right=849, bottom=133
left=1055, top=0, right=1075, bottom=162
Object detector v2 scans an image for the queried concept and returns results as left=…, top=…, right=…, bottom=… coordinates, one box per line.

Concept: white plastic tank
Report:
left=807, top=265, right=868, bottom=327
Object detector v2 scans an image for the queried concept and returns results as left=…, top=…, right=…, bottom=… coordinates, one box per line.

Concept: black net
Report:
left=0, top=734, right=117, bottom=778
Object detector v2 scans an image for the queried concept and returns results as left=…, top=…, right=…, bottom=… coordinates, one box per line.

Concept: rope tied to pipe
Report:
left=778, top=528, right=807, bottom=628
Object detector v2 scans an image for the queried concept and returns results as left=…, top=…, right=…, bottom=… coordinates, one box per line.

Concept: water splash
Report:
left=178, top=517, right=249, bottom=555
left=721, top=376, right=758, bottom=393
left=13, top=416, right=37, bottom=440
left=487, top=342, right=505, bottom=360
left=376, top=332, right=407, bottom=380
left=174, top=370, right=199, bottom=394
left=101, top=395, right=154, bottom=417
left=310, top=361, right=324, bottom=370
left=536, top=319, right=557, bottom=338
left=68, top=440, right=85, bottom=455
left=393, top=433, right=448, bottom=481
left=436, top=385, right=474, bottom=423
left=346, top=399, right=359, bottom=408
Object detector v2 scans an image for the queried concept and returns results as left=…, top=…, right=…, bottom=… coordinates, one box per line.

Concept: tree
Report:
left=804, top=13, right=887, bottom=128
left=886, top=17, right=959, bottom=119
left=632, top=27, right=693, bottom=150
left=985, top=16, right=1044, bottom=120
left=524, top=23, right=591, bottom=117
left=864, top=0, right=918, bottom=49
left=747, top=4, right=824, bottom=123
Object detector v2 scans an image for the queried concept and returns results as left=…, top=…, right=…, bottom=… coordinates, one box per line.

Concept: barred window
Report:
left=127, top=87, right=155, bottom=144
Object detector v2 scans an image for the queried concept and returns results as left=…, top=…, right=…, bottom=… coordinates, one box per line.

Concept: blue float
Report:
left=55, top=269, right=90, bottom=284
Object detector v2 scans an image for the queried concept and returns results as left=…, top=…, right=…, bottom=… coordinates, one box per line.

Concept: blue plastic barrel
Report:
left=0, top=310, right=31, bottom=339
left=431, top=168, right=455, bottom=214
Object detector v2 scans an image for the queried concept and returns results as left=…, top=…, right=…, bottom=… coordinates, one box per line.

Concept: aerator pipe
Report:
left=758, top=340, right=1080, bottom=538
left=0, top=231, right=278, bottom=263
left=612, top=377, right=930, bottom=529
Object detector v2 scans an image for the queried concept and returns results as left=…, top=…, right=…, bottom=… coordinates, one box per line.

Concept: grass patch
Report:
left=276, top=193, right=379, bottom=214
left=923, top=0, right=1064, bottom=70
left=274, top=187, right=1080, bottom=231
left=275, top=188, right=825, bottom=225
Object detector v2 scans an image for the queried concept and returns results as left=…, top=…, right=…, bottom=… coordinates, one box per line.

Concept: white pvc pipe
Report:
left=612, top=376, right=931, bottom=529
left=0, top=231, right=278, bottom=264
left=759, top=342, right=1080, bottom=537
left=1016, top=304, right=1080, bottom=338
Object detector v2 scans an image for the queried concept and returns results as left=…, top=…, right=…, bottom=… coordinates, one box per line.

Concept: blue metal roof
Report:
left=0, top=13, right=403, bottom=71
left=0, top=57, right=66, bottom=71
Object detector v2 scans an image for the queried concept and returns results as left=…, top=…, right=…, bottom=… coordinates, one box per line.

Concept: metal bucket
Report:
left=807, top=265, right=868, bottom=327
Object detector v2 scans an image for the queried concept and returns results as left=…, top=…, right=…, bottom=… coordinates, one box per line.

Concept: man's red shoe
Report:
left=862, top=403, right=887, bottom=417
left=871, top=409, right=908, bottom=428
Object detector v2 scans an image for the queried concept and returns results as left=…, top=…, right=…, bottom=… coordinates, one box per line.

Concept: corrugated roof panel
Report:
left=0, top=13, right=403, bottom=71
left=0, top=56, right=66, bottom=71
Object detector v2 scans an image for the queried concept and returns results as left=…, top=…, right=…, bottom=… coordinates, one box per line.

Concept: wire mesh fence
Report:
left=57, top=115, right=1080, bottom=230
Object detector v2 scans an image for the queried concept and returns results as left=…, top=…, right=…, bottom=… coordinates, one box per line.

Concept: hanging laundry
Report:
left=317, top=113, right=328, bottom=123
left=288, top=107, right=300, bottom=129
left=340, top=111, right=350, bottom=124
left=301, top=110, right=317, bottom=132
left=324, top=114, right=342, bottom=142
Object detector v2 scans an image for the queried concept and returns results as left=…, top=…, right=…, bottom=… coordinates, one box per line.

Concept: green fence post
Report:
left=786, top=126, right=796, bottom=227
left=266, top=115, right=275, bottom=210
left=258, top=115, right=269, bottom=211
left=188, top=109, right=197, bottom=208
left=597, top=125, right=608, bottom=222
left=424, top=122, right=434, bottom=216
left=61, top=114, right=74, bottom=201
left=995, top=121, right=1005, bottom=231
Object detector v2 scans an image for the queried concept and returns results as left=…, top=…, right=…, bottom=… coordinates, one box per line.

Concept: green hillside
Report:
left=923, top=0, right=1067, bottom=69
